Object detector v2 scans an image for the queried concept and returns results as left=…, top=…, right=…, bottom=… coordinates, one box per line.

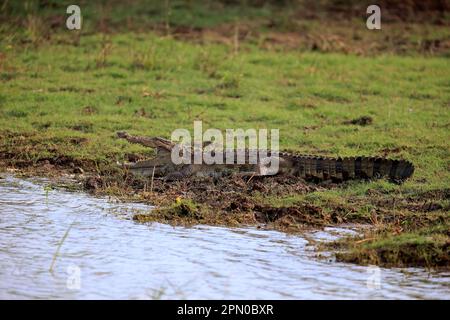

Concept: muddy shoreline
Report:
left=3, top=175, right=448, bottom=299
left=2, top=158, right=448, bottom=270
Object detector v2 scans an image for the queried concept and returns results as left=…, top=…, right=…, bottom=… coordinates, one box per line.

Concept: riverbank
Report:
left=3, top=175, right=449, bottom=299
left=0, top=0, right=449, bottom=269
left=1, top=158, right=448, bottom=269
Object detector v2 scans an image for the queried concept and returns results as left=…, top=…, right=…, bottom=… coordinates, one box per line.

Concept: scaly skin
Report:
left=117, top=132, right=414, bottom=182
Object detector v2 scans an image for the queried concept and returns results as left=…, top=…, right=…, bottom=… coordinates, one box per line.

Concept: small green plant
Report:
left=96, top=38, right=113, bottom=68
left=217, top=71, right=241, bottom=90
left=43, top=185, right=52, bottom=203
left=165, top=198, right=201, bottom=218
left=194, top=50, right=220, bottom=78
left=130, top=50, right=157, bottom=71
left=22, top=1, right=48, bottom=46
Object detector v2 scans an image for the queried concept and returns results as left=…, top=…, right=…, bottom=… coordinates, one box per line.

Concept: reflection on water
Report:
left=0, top=175, right=448, bottom=299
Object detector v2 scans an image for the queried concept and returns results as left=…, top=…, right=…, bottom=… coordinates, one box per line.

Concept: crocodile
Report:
left=117, top=131, right=414, bottom=183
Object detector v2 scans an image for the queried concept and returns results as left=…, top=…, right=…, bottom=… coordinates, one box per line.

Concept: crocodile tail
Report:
left=291, top=155, right=414, bottom=182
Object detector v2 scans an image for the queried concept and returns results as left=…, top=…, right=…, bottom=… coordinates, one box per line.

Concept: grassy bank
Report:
left=0, top=0, right=449, bottom=268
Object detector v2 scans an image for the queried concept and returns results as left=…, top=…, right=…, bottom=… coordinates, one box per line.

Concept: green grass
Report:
left=332, top=225, right=449, bottom=268
left=1, top=33, right=449, bottom=185
left=0, top=0, right=449, bottom=268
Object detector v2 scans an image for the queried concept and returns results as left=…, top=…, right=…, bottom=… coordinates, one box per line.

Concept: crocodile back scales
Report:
left=280, top=153, right=414, bottom=181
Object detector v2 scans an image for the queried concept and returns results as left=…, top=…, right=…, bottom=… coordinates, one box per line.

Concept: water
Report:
left=0, top=175, right=448, bottom=299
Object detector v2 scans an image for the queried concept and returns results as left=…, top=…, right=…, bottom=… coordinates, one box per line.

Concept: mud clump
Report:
left=100, top=173, right=320, bottom=229
left=134, top=199, right=202, bottom=221
left=84, top=175, right=103, bottom=190
left=254, top=204, right=326, bottom=225
left=343, top=116, right=373, bottom=126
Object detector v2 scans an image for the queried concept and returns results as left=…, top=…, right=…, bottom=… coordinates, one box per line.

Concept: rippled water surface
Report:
left=0, top=176, right=448, bottom=299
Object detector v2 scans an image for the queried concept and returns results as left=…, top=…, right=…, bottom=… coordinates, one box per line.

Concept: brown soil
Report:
left=343, top=116, right=373, bottom=126
left=160, top=19, right=450, bottom=56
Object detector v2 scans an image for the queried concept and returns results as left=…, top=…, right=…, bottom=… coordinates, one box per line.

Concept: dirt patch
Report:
left=104, top=173, right=317, bottom=211
left=81, top=106, right=98, bottom=115
left=253, top=203, right=336, bottom=226
left=343, top=115, right=373, bottom=126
